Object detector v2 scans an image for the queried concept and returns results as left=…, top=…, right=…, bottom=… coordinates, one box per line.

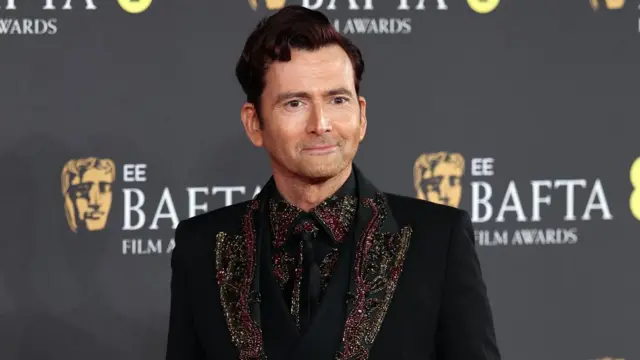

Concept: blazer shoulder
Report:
left=174, top=200, right=254, bottom=249
left=383, top=192, right=474, bottom=249
left=384, top=192, right=466, bottom=223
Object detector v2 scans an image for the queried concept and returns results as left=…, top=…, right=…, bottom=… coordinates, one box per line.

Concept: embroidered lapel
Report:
left=336, top=168, right=413, bottom=360
left=214, top=167, right=412, bottom=360
left=215, top=200, right=266, bottom=360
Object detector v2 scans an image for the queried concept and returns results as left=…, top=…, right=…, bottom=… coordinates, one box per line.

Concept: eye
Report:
left=100, top=182, right=112, bottom=193
left=285, top=100, right=303, bottom=108
left=74, top=185, right=90, bottom=199
left=332, top=96, right=349, bottom=104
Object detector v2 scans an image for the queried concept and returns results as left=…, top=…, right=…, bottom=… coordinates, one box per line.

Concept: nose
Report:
left=88, top=184, right=100, bottom=206
left=306, top=105, right=331, bottom=134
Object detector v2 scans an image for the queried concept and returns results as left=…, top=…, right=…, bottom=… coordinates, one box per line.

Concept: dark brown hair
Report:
left=235, top=5, right=365, bottom=113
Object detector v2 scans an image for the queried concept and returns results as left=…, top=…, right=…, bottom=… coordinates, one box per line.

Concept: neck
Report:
left=272, top=165, right=353, bottom=212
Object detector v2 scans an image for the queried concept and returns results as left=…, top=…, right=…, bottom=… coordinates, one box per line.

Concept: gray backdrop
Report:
left=1, top=0, right=639, bottom=359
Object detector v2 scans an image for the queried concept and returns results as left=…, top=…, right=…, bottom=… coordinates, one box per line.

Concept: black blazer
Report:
left=165, top=174, right=501, bottom=360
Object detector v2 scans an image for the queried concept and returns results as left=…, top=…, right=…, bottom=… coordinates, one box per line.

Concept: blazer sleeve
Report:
left=435, top=210, right=501, bottom=360
left=165, top=221, right=206, bottom=360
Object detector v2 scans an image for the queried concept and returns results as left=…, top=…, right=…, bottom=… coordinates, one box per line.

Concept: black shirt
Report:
left=267, top=173, right=357, bottom=329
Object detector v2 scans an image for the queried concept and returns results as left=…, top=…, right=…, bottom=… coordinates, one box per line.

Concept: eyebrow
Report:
left=275, top=87, right=355, bottom=104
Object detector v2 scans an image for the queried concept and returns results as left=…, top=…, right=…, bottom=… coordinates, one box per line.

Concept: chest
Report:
left=195, top=226, right=448, bottom=360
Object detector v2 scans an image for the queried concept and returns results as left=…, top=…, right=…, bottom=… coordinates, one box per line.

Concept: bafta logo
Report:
left=61, top=157, right=116, bottom=233
left=249, top=0, right=287, bottom=10
left=248, top=0, right=286, bottom=10
left=414, top=152, right=465, bottom=208
left=589, top=0, right=625, bottom=10
left=630, top=157, right=640, bottom=221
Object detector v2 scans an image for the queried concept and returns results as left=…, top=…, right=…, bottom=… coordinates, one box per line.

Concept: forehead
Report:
left=72, top=168, right=111, bottom=184
left=432, top=163, right=463, bottom=174
left=263, top=44, right=355, bottom=93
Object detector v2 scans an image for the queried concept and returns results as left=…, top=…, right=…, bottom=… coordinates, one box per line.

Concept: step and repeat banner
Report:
left=1, top=0, right=639, bottom=359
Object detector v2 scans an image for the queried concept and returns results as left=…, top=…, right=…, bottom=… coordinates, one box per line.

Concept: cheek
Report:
left=335, top=119, right=362, bottom=140
left=75, top=201, right=88, bottom=214
left=263, top=123, right=300, bottom=152
left=331, top=108, right=361, bottom=133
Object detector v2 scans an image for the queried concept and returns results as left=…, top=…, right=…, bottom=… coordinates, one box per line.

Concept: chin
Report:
left=297, top=161, right=349, bottom=180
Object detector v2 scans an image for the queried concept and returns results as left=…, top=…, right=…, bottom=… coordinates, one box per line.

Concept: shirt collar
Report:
left=268, top=170, right=357, bottom=248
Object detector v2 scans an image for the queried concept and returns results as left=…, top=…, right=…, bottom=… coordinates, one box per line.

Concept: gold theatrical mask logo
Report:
left=630, top=156, right=640, bottom=221
left=248, top=0, right=287, bottom=10
left=589, top=0, right=625, bottom=10
left=467, top=0, right=500, bottom=14
left=414, top=152, right=465, bottom=208
left=117, top=0, right=153, bottom=13
left=61, top=157, right=116, bottom=233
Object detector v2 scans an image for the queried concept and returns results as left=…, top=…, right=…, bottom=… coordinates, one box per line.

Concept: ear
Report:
left=358, top=96, right=367, bottom=142
left=240, top=102, right=263, bottom=147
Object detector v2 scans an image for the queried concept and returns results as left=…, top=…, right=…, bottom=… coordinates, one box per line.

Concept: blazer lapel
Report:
left=336, top=166, right=413, bottom=360
left=213, top=169, right=412, bottom=360
left=214, top=199, right=267, bottom=360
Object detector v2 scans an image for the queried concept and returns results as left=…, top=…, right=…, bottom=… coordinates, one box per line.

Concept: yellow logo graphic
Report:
left=62, top=157, right=116, bottom=233
left=414, top=152, right=465, bottom=208
left=118, top=0, right=153, bottom=14
left=589, top=0, right=625, bottom=10
left=467, top=0, right=500, bottom=14
left=630, top=157, right=640, bottom=221
left=248, top=0, right=287, bottom=10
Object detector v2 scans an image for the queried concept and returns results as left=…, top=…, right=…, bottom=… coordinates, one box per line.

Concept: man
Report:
left=165, top=5, right=500, bottom=360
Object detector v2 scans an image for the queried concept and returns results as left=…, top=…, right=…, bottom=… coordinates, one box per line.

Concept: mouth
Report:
left=84, top=212, right=104, bottom=220
left=301, top=144, right=338, bottom=155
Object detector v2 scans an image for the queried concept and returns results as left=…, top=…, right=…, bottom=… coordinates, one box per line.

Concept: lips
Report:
left=84, top=211, right=104, bottom=219
left=301, top=143, right=339, bottom=155
left=304, top=144, right=336, bottom=151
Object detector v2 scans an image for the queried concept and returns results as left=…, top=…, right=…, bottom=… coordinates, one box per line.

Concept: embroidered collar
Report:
left=214, top=165, right=414, bottom=360
left=268, top=172, right=357, bottom=248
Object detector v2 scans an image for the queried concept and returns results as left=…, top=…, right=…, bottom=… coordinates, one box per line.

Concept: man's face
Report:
left=70, top=168, right=113, bottom=231
left=243, top=44, right=367, bottom=181
left=423, top=162, right=463, bottom=207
